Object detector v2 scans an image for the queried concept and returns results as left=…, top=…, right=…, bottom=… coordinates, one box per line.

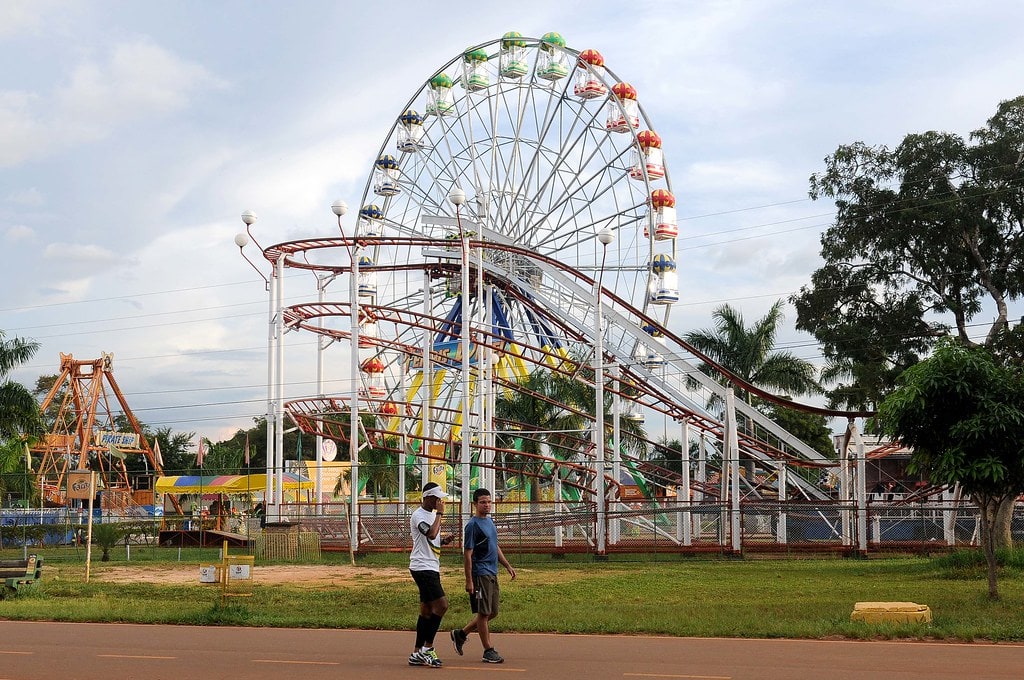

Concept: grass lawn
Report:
left=2, top=547, right=1023, bottom=641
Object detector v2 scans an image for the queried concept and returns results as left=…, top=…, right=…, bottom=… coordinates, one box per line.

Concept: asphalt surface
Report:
left=1, top=621, right=1023, bottom=679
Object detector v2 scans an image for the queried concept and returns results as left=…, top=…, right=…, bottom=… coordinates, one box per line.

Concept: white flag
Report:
left=153, top=439, right=164, bottom=467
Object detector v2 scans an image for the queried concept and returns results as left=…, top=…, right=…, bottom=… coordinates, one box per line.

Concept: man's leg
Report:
left=424, top=596, right=448, bottom=648
left=476, top=613, right=492, bottom=651
left=415, top=601, right=431, bottom=650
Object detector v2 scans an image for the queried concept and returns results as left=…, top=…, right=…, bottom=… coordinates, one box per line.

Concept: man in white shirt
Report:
left=408, top=482, right=454, bottom=667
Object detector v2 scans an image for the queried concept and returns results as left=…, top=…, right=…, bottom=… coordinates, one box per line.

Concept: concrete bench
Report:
left=0, top=554, right=44, bottom=596
left=851, top=601, right=931, bottom=624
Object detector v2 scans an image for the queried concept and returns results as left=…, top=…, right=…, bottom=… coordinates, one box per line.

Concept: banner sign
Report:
left=94, top=431, right=140, bottom=448
left=67, top=471, right=95, bottom=500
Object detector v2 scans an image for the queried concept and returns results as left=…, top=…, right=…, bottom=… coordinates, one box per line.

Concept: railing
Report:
left=5, top=500, right=1022, bottom=556
left=260, top=499, right=1022, bottom=555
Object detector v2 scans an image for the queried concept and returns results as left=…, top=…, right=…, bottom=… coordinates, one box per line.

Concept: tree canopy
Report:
left=0, top=331, right=42, bottom=439
left=878, top=341, right=1024, bottom=599
left=684, top=300, right=821, bottom=401
left=793, top=96, right=1024, bottom=409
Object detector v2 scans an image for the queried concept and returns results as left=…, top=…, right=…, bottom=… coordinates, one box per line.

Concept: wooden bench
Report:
left=0, top=554, right=44, bottom=596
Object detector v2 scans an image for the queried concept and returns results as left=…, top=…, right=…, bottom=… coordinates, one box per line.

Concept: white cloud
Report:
left=0, top=38, right=226, bottom=167
left=0, top=0, right=49, bottom=38
left=5, top=187, right=44, bottom=206
left=43, top=242, right=126, bottom=267
left=0, top=91, right=46, bottom=166
left=5, top=224, right=34, bottom=242
left=56, top=39, right=226, bottom=126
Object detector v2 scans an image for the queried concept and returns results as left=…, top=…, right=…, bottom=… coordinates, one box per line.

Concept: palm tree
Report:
left=89, top=522, right=127, bottom=561
left=0, top=331, right=42, bottom=439
left=684, top=301, right=823, bottom=476
left=494, top=368, right=647, bottom=501
left=0, top=436, right=37, bottom=505
left=494, top=370, right=586, bottom=501
left=360, top=439, right=401, bottom=499
left=684, top=300, right=821, bottom=403
left=327, top=412, right=402, bottom=500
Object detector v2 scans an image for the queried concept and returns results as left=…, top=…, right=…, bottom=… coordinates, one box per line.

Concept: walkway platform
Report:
left=158, top=529, right=250, bottom=548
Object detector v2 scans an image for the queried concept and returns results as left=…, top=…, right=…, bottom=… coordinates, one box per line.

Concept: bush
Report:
left=935, top=548, right=1024, bottom=574
left=85, top=523, right=128, bottom=562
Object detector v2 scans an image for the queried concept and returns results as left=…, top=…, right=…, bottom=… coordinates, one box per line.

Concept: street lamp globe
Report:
left=331, top=200, right=348, bottom=217
left=241, top=209, right=258, bottom=226
left=448, top=187, right=466, bottom=207
left=597, top=227, right=615, bottom=246
left=233, top=233, right=250, bottom=248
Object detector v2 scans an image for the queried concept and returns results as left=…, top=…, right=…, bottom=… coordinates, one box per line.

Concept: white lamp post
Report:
left=310, top=200, right=346, bottom=514
left=344, top=203, right=362, bottom=563
left=235, top=211, right=283, bottom=520
left=595, top=227, right=614, bottom=555
left=448, top=187, right=471, bottom=518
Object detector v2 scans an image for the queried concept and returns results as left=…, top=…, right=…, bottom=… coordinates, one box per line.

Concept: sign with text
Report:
left=45, top=433, right=76, bottom=448
left=67, top=471, right=95, bottom=500
left=94, top=431, right=140, bottom=448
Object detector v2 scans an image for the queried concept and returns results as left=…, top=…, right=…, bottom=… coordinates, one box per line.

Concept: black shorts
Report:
left=410, top=569, right=445, bottom=603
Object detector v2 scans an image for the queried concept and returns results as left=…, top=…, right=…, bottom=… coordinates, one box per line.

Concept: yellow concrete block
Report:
left=851, top=601, right=932, bottom=624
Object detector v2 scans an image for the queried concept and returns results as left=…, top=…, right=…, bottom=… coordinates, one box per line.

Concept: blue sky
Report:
left=3, top=1, right=1022, bottom=441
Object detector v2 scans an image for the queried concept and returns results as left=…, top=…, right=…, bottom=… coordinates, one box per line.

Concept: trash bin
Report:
left=199, top=565, right=220, bottom=584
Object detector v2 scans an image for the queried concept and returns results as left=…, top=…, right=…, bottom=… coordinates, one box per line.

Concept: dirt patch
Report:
left=92, top=563, right=411, bottom=588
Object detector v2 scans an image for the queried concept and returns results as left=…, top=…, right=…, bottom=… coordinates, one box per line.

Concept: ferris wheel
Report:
left=281, top=32, right=689, bottom=502
left=357, top=35, right=676, bottom=407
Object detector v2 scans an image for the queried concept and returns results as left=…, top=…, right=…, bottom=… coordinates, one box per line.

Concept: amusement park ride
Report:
left=29, top=352, right=165, bottom=512
left=228, top=32, right=928, bottom=555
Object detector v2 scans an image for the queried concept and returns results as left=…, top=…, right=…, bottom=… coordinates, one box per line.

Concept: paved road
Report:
left=1, top=621, right=1023, bottom=679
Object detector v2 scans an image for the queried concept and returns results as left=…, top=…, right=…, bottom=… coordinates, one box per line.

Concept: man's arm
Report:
left=418, top=500, right=445, bottom=540
left=463, top=522, right=475, bottom=593
left=497, top=546, right=516, bottom=580
left=463, top=547, right=474, bottom=593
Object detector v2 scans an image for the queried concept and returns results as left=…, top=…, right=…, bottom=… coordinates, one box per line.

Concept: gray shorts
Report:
left=470, top=574, right=499, bottom=616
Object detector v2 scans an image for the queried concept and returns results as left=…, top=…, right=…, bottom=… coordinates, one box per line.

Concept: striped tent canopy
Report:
left=154, top=473, right=313, bottom=495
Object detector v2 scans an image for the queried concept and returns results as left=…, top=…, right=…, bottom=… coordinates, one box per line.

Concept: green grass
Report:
left=2, top=547, right=1023, bottom=641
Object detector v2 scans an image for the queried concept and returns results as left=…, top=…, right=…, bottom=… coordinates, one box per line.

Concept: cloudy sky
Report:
left=3, top=0, right=1022, bottom=443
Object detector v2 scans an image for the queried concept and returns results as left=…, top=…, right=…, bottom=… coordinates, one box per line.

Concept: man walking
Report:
left=451, top=488, right=516, bottom=664
left=409, top=482, right=454, bottom=668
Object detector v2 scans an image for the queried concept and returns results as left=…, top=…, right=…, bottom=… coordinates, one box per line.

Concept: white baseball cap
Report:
left=422, top=486, right=448, bottom=500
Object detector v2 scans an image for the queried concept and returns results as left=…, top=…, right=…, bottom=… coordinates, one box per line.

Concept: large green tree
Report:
left=0, top=332, right=43, bottom=505
left=878, top=341, right=1024, bottom=599
left=0, top=332, right=43, bottom=439
left=794, top=96, right=1024, bottom=410
left=149, top=426, right=197, bottom=475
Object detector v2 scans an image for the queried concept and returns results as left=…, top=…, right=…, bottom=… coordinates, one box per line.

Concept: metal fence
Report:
left=4, top=500, right=1023, bottom=557
left=274, top=498, right=1024, bottom=556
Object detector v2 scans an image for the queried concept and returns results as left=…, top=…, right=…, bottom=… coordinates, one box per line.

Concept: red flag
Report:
left=244, top=433, right=250, bottom=466
left=196, top=437, right=205, bottom=467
